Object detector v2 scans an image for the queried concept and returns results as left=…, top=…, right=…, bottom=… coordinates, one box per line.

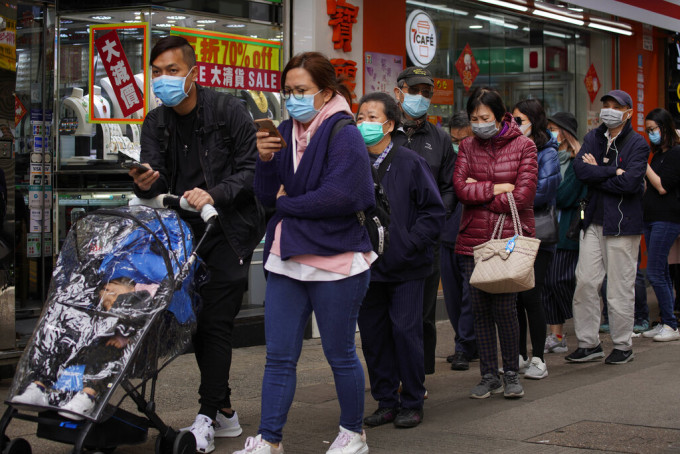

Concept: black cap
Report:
left=600, top=89, right=633, bottom=108
left=397, top=66, right=434, bottom=87
left=547, top=112, right=578, bottom=139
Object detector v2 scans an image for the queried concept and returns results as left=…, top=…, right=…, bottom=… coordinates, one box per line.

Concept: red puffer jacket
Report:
left=454, top=112, right=538, bottom=256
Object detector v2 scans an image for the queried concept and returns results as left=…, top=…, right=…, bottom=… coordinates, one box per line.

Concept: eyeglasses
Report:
left=401, top=86, right=433, bottom=99
left=645, top=126, right=660, bottom=134
left=281, top=88, right=320, bottom=100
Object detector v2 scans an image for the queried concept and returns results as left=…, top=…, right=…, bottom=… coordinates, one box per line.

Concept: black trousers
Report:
left=192, top=222, right=251, bottom=419
left=517, top=248, right=554, bottom=360
left=423, top=247, right=441, bottom=375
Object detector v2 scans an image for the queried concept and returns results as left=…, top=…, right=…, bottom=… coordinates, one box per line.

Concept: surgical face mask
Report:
left=452, top=143, right=460, bottom=154
left=600, top=108, right=628, bottom=129
left=648, top=130, right=662, bottom=145
left=519, top=122, right=532, bottom=137
left=471, top=120, right=499, bottom=140
left=152, top=67, right=195, bottom=107
left=400, top=91, right=431, bottom=118
left=358, top=120, right=388, bottom=146
left=285, top=90, right=322, bottom=123
left=550, top=130, right=560, bottom=141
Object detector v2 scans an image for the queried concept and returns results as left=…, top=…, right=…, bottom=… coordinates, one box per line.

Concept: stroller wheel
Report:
left=154, top=435, right=172, bottom=454
left=172, top=431, right=195, bottom=454
left=2, top=438, right=31, bottom=454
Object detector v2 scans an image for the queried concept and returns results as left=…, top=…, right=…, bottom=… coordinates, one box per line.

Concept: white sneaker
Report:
left=186, top=414, right=215, bottom=453
left=326, top=426, right=369, bottom=454
left=653, top=324, right=680, bottom=342
left=12, top=383, right=48, bottom=407
left=524, top=356, right=548, bottom=380
left=519, top=355, right=530, bottom=374
left=643, top=324, right=664, bottom=338
left=58, top=391, right=95, bottom=420
left=544, top=333, right=568, bottom=353
left=233, top=434, right=284, bottom=454
left=215, top=411, right=243, bottom=438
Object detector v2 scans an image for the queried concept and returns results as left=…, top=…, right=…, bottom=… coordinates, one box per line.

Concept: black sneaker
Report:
left=565, top=344, right=605, bottom=362
left=393, top=408, right=423, bottom=428
left=605, top=349, right=634, bottom=364
left=446, top=353, right=456, bottom=363
left=363, top=406, right=398, bottom=427
left=450, top=352, right=470, bottom=371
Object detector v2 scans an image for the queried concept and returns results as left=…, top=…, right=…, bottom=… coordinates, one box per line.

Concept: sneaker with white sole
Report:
left=524, top=356, right=548, bottom=380
left=544, top=333, right=568, bottom=353
left=643, top=323, right=664, bottom=338
left=215, top=410, right=243, bottom=438
left=519, top=355, right=530, bottom=374
left=326, top=426, right=368, bottom=454
left=11, top=383, right=48, bottom=407
left=58, top=391, right=95, bottom=420
left=186, top=414, right=215, bottom=453
left=653, top=324, right=680, bottom=342
left=233, top=434, right=284, bottom=454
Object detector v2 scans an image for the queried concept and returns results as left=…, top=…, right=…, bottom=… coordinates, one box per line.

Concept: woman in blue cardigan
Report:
left=512, top=99, right=561, bottom=380
left=355, top=92, right=444, bottom=430
left=235, top=53, right=375, bottom=454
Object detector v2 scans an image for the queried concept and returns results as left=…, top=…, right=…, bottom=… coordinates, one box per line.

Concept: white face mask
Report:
left=519, top=122, right=532, bottom=137
left=600, top=108, right=629, bottom=129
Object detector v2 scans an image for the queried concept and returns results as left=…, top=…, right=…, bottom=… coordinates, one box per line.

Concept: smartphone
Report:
left=121, top=161, right=150, bottom=173
left=254, top=119, right=287, bottom=149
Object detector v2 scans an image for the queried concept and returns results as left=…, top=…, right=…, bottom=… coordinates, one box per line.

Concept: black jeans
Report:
left=192, top=222, right=251, bottom=419
left=517, top=248, right=554, bottom=360
left=423, top=247, right=441, bottom=375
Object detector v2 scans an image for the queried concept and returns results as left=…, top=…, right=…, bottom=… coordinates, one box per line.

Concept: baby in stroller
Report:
left=12, top=276, right=160, bottom=419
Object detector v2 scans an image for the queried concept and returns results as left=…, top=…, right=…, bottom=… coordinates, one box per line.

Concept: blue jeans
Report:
left=258, top=271, right=370, bottom=443
left=644, top=221, right=680, bottom=329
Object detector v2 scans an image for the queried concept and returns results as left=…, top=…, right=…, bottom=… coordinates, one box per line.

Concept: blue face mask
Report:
left=152, top=67, right=195, bottom=107
left=285, top=90, right=322, bottom=123
left=648, top=130, right=662, bottom=145
left=550, top=130, right=559, bottom=141
left=357, top=120, right=388, bottom=146
left=452, top=143, right=459, bottom=154
left=400, top=91, right=431, bottom=118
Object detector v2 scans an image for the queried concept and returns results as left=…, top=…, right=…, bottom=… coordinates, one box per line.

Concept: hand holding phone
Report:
left=121, top=161, right=150, bottom=173
left=255, top=119, right=287, bottom=149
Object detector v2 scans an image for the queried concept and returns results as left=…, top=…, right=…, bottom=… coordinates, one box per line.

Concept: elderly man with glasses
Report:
left=392, top=67, right=457, bottom=379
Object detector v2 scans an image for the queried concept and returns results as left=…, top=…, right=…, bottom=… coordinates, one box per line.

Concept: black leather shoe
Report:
left=363, top=406, right=398, bottom=427
left=450, top=352, right=470, bottom=371
left=393, top=408, right=423, bottom=428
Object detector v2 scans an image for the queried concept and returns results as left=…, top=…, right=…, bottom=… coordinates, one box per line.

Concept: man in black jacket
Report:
left=129, top=36, right=264, bottom=453
left=392, top=67, right=457, bottom=376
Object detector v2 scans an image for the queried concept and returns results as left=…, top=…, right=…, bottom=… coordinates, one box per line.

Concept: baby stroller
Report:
left=1, top=195, right=218, bottom=454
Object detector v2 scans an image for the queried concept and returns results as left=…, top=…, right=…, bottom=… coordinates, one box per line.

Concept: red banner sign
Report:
left=455, top=44, right=479, bottom=93
left=584, top=63, right=601, bottom=104
left=195, top=63, right=279, bottom=91
left=94, top=30, right=143, bottom=117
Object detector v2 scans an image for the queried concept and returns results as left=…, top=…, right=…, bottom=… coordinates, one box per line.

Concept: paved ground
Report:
left=3, top=289, right=680, bottom=453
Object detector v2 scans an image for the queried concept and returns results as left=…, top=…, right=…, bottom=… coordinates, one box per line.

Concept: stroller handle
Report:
left=129, top=195, right=218, bottom=225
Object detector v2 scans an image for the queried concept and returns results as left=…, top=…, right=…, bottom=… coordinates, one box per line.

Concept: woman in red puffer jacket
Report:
left=453, top=86, right=537, bottom=400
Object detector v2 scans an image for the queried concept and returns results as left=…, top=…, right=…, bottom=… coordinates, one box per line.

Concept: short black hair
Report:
left=645, top=108, right=680, bottom=153
left=466, top=86, right=506, bottom=123
left=449, top=110, right=470, bottom=129
left=513, top=98, right=550, bottom=149
left=150, top=36, right=196, bottom=68
left=357, top=92, right=401, bottom=133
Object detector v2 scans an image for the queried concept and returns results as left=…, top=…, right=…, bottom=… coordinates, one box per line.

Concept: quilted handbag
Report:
left=469, top=193, right=541, bottom=294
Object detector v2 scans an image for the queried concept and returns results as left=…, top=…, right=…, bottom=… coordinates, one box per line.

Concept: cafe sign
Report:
left=405, top=9, right=437, bottom=67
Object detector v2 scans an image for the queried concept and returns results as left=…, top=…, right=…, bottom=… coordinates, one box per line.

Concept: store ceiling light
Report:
left=588, top=22, right=633, bottom=36
left=474, top=14, right=519, bottom=29
left=225, top=24, right=246, bottom=28
left=469, top=25, right=483, bottom=29
left=476, top=0, right=528, bottom=13
left=124, top=20, right=140, bottom=23
left=405, top=0, right=468, bottom=15
left=90, top=15, right=112, bottom=20
left=166, top=15, right=186, bottom=20
left=196, top=24, right=206, bottom=27
left=156, top=24, right=172, bottom=28
left=166, top=20, right=176, bottom=23
left=532, top=9, right=584, bottom=26
left=196, top=19, right=217, bottom=24
left=533, top=1, right=584, bottom=26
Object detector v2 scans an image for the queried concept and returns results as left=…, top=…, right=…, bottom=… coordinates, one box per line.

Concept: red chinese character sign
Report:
left=171, top=27, right=281, bottom=92
left=584, top=63, right=601, bottom=104
left=455, top=44, right=479, bottom=93
left=90, top=24, right=148, bottom=123
left=327, top=0, right=359, bottom=53
left=15, top=95, right=27, bottom=127
left=331, top=58, right=358, bottom=111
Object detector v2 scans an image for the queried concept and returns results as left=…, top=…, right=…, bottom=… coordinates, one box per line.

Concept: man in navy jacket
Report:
left=566, top=90, right=650, bottom=365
